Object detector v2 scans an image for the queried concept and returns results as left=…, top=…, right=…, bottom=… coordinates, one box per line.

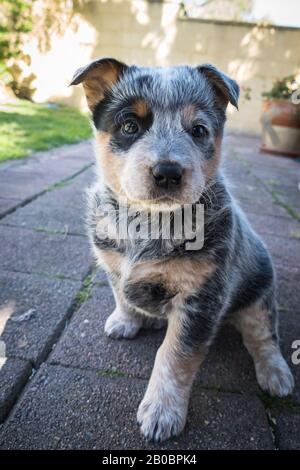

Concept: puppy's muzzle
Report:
left=151, top=162, right=183, bottom=190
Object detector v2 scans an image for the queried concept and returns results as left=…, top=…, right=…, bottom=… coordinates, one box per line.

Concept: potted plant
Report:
left=261, top=75, right=300, bottom=157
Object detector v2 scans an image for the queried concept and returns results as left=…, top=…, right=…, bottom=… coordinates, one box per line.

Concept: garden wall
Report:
left=25, top=0, right=300, bottom=134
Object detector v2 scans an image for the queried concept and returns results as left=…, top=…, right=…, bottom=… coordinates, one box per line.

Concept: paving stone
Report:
left=0, top=271, right=80, bottom=366
left=225, top=133, right=300, bottom=173
left=1, top=168, right=95, bottom=236
left=262, top=234, right=300, bottom=270
left=195, top=325, right=258, bottom=393
left=0, top=198, right=22, bottom=219
left=0, top=169, right=57, bottom=201
left=229, top=175, right=269, bottom=201
left=0, top=364, right=274, bottom=450
left=0, top=357, right=31, bottom=423
left=274, top=267, right=300, bottom=404
left=50, top=285, right=259, bottom=393
left=236, top=188, right=289, bottom=219
left=278, top=312, right=300, bottom=404
left=246, top=213, right=300, bottom=239
left=0, top=141, right=93, bottom=204
left=92, top=268, right=109, bottom=285
left=30, top=141, right=94, bottom=169
left=50, top=285, right=165, bottom=377
left=275, top=411, right=300, bottom=449
left=271, top=267, right=300, bottom=405
left=0, top=225, right=91, bottom=280
left=279, top=193, right=300, bottom=214
left=276, top=265, right=300, bottom=314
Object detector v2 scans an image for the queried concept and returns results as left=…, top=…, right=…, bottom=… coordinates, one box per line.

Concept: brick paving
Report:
left=0, top=134, right=299, bottom=449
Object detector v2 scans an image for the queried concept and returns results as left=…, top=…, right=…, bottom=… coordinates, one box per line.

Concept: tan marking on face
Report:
left=203, top=135, right=222, bottom=183
left=181, top=104, right=197, bottom=124
left=95, top=131, right=125, bottom=194
left=132, top=99, right=149, bottom=118
left=127, top=257, right=215, bottom=297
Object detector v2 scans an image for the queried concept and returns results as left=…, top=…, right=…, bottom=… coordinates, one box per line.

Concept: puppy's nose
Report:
left=151, top=162, right=183, bottom=188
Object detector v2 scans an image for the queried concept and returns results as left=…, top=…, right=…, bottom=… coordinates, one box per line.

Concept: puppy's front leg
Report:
left=105, top=274, right=144, bottom=339
left=137, top=307, right=209, bottom=442
left=95, top=250, right=143, bottom=339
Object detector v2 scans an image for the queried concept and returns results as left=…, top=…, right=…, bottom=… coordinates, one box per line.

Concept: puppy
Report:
left=71, top=58, right=294, bottom=442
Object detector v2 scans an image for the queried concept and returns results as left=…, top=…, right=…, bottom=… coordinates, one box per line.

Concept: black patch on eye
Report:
left=110, top=107, right=153, bottom=152
left=93, top=93, right=154, bottom=151
left=92, top=93, right=114, bottom=131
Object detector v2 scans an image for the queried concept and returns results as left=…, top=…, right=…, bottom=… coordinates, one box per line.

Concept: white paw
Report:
left=104, top=309, right=142, bottom=339
left=137, top=397, right=186, bottom=442
left=256, top=354, right=294, bottom=397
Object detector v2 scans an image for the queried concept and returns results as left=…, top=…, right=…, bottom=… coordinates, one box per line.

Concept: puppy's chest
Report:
left=120, top=255, right=215, bottom=317
left=90, top=192, right=215, bottom=315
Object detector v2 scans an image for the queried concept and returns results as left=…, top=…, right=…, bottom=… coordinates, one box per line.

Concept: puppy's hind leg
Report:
left=233, top=297, right=294, bottom=397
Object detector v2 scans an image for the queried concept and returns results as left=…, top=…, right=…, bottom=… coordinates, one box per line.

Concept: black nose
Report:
left=152, top=162, right=183, bottom=188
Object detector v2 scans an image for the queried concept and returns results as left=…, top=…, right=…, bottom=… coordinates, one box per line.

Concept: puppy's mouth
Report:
left=125, top=192, right=200, bottom=211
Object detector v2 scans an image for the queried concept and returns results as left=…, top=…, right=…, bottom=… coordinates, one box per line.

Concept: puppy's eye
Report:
left=191, top=124, right=208, bottom=138
left=121, top=120, right=139, bottom=136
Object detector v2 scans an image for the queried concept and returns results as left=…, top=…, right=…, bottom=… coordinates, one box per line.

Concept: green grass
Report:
left=0, top=100, right=92, bottom=161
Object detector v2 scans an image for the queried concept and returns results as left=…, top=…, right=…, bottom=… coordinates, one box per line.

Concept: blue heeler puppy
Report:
left=71, top=58, right=294, bottom=442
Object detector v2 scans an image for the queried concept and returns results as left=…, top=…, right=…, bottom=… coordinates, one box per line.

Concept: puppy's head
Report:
left=71, top=58, right=239, bottom=208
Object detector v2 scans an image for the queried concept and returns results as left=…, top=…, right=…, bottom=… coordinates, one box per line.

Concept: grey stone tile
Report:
left=262, top=234, right=300, bottom=269
left=225, top=133, right=300, bottom=173
left=195, top=325, right=258, bottom=393
left=1, top=168, right=95, bottom=236
left=279, top=193, right=300, bottom=212
left=50, top=285, right=259, bottom=394
left=0, top=198, right=22, bottom=219
left=278, top=311, right=300, bottom=404
left=0, top=364, right=274, bottom=450
left=275, top=411, right=300, bottom=449
left=0, top=271, right=80, bottom=366
left=0, top=225, right=91, bottom=280
left=276, top=265, right=300, bottom=314
left=0, top=141, right=93, bottom=203
left=0, top=169, right=56, bottom=200
left=0, top=357, right=31, bottom=423
left=235, top=187, right=289, bottom=218
left=247, top=212, right=300, bottom=239
left=50, top=285, right=165, bottom=378
left=92, top=268, right=109, bottom=285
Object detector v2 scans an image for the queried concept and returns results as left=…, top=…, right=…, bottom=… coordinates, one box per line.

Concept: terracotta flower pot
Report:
left=260, top=98, right=300, bottom=157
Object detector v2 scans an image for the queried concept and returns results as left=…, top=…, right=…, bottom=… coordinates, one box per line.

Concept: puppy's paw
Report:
left=137, top=397, right=186, bottom=442
left=256, top=354, right=294, bottom=397
left=104, top=309, right=142, bottom=339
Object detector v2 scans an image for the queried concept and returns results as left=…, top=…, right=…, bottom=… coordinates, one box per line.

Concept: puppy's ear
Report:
left=197, top=64, right=239, bottom=110
left=70, top=57, right=127, bottom=111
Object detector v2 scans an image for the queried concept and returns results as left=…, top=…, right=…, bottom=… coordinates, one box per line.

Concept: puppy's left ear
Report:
left=197, top=64, right=239, bottom=110
left=70, top=57, right=127, bottom=111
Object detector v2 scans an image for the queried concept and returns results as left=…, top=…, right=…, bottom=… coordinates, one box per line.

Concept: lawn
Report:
left=0, top=100, right=92, bottom=161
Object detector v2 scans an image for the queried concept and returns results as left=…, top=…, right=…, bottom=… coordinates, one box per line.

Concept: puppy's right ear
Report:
left=70, top=57, right=127, bottom=111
